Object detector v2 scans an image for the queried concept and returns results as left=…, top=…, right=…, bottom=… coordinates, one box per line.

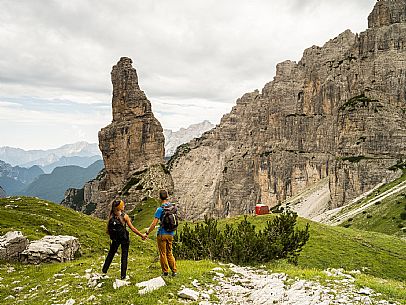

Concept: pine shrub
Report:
left=173, top=211, right=310, bottom=265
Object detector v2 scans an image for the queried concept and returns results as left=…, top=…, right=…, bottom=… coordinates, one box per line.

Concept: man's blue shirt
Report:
left=154, top=203, right=175, bottom=236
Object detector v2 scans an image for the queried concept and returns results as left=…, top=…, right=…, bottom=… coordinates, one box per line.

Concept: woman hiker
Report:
left=102, top=199, right=146, bottom=279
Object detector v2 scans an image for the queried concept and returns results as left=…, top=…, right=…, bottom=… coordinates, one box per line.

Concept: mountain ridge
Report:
left=164, top=120, right=215, bottom=157
left=20, top=159, right=104, bottom=203
left=0, top=141, right=101, bottom=167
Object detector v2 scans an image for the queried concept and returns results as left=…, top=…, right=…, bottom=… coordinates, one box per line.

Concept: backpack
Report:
left=160, top=203, right=178, bottom=232
left=108, top=214, right=129, bottom=242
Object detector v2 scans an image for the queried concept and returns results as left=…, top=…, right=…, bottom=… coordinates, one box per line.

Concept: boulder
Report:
left=20, top=235, right=80, bottom=264
left=0, top=231, right=29, bottom=261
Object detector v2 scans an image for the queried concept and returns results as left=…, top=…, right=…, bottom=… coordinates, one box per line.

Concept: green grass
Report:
left=206, top=214, right=406, bottom=281
left=0, top=197, right=220, bottom=305
left=340, top=192, right=406, bottom=238
left=127, top=197, right=161, bottom=230
left=0, top=197, right=405, bottom=304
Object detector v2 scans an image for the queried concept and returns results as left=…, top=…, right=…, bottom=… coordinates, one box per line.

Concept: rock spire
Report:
left=62, top=57, right=173, bottom=218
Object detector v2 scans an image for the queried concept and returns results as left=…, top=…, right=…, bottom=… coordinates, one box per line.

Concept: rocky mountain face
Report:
left=164, top=120, right=215, bottom=157
left=62, top=57, right=173, bottom=218
left=0, top=142, right=101, bottom=168
left=170, top=0, right=406, bottom=220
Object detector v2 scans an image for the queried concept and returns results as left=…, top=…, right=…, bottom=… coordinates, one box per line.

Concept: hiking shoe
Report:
left=161, top=272, right=169, bottom=277
left=171, top=272, right=177, bottom=277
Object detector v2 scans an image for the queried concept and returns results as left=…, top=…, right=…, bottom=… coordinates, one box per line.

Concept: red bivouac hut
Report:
left=255, top=204, right=269, bottom=215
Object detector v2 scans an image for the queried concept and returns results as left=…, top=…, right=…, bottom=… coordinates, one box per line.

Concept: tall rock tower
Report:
left=62, top=57, right=173, bottom=218
left=99, top=57, right=166, bottom=190
left=169, top=0, right=406, bottom=220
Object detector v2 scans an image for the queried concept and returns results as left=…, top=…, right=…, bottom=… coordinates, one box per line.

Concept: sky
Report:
left=0, top=0, right=375, bottom=150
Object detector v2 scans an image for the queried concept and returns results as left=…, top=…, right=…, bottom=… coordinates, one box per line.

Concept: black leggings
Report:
left=102, top=239, right=129, bottom=279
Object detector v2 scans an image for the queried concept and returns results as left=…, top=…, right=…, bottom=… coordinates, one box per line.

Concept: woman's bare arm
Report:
left=124, top=214, right=145, bottom=238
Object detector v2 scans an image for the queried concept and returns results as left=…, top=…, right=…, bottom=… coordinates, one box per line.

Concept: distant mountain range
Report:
left=0, top=160, right=44, bottom=194
left=0, top=141, right=101, bottom=167
left=164, top=120, right=215, bottom=157
left=20, top=160, right=104, bottom=203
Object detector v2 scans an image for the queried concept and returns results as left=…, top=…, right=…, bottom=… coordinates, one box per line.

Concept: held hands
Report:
left=141, top=233, right=148, bottom=240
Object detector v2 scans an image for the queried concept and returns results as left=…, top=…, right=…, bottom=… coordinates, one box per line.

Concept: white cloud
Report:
left=0, top=0, right=375, bottom=149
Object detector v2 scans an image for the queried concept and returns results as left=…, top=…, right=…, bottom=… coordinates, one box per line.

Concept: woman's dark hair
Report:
left=109, top=199, right=122, bottom=217
left=159, top=190, right=168, bottom=200
left=106, top=199, right=125, bottom=233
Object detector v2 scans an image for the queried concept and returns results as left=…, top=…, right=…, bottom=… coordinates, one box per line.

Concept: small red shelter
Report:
left=255, top=204, right=269, bottom=215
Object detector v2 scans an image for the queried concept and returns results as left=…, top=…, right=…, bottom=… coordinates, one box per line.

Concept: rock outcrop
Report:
left=20, top=235, right=80, bottom=264
left=0, top=231, right=29, bottom=261
left=170, top=0, right=406, bottom=219
left=0, top=231, right=80, bottom=264
left=62, top=57, right=173, bottom=218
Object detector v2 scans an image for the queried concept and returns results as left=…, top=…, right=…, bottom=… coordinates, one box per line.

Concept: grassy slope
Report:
left=215, top=214, right=406, bottom=281
left=339, top=189, right=406, bottom=238
left=0, top=197, right=405, bottom=304
left=335, top=171, right=406, bottom=238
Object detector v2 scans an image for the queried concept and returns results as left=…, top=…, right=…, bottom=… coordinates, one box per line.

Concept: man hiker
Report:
left=146, top=190, right=178, bottom=276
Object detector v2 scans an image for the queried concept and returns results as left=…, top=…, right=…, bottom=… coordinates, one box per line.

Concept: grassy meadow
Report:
left=0, top=196, right=405, bottom=304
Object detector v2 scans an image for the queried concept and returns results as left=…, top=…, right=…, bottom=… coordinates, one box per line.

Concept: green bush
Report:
left=400, top=212, right=406, bottom=220
left=173, top=211, right=310, bottom=265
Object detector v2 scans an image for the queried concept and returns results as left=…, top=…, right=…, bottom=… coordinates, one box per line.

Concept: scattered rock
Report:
left=358, top=287, right=374, bottom=295
left=87, top=273, right=104, bottom=288
left=178, top=288, right=199, bottom=301
left=4, top=295, right=15, bottom=300
left=12, top=286, right=24, bottom=293
left=113, top=279, right=130, bottom=289
left=196, top=265, right=398, bottom=305
left=135, top=276, right=166, bottom=295
left=87, top=295, right=96, bottom=302
left=40, top=225, right=51, bottom=234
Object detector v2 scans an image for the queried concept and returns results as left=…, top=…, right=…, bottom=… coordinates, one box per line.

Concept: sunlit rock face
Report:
left=170, top=0, right=406, bottom=220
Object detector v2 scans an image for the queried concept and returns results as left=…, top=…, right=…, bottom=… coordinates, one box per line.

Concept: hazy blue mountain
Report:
left=0, top=176, right=25, bottom=195
left=21, top=160, right=104, bottom=203
left=40, top=155, right=102, bottom=173
left=0, top=141, right=101, bottom=166
left=0, top=160, right=44, bottom=194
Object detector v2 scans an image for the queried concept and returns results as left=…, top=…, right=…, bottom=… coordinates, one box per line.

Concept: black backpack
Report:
left=160, top=203, right=178, bottom=232
left=108, top=214, right=129, bottom=242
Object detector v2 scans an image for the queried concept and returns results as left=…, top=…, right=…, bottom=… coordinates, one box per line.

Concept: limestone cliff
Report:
left=62, top=57, right=173, bottom=218
left=170, top=0, right=406, bottom=219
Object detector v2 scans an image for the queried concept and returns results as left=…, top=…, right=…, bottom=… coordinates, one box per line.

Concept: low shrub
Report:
left=173, top=212, right=310, bottom=265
